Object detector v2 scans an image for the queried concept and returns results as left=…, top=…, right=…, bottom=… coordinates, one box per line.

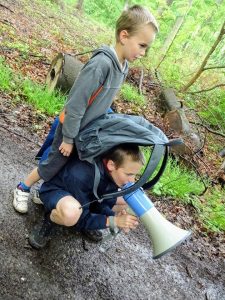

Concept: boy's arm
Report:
left=62, top=60, right=106, bottom=144
left=90, top=198, right=117, bottom=216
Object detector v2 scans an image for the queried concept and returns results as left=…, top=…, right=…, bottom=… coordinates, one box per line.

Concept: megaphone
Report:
left=123, top=183, right=191, bottom=259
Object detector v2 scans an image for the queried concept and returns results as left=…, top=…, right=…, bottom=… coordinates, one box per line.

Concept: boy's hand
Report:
left=59, top=142, right=74, bottom=156
left=114, top=213, right=139, bottom=233
left=116, top=196, right=126, bottom=205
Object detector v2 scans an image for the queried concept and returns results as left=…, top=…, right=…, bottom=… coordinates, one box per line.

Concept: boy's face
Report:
left=107, top=157, right=142, bottom=187
left=120, top=24, right=156, bottom=62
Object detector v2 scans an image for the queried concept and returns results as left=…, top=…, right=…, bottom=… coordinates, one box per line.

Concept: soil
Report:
left=0, top=1, right=225, bottom=299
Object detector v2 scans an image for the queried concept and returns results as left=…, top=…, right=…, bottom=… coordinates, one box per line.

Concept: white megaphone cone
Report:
left=123, top=183, right=191, bottom=259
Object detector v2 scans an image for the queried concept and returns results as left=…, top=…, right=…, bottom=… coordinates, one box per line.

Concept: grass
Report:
left=0, top=57, right=13, bottom=91
left=142, top=147, right=225, bottom=232
left=120, top=83, right=146, bottom=105
left=192, top=189, right=225, bottom=232
left=0, top=57, right=65, bottom=115
left=197, top=89, right=225, bottom=132
left=150, top=156, right=205, bottom=202
left=22, top=79, right=66, bottom=115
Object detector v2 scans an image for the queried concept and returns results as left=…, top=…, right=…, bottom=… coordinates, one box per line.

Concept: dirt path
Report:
left=0, top=103, right=225, bottom=300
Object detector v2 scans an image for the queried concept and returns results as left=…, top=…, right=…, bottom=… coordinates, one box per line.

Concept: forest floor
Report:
left=0, top=1, right=225, bottom=299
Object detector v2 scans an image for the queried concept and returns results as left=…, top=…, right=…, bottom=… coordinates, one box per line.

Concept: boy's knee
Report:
left=57, top=198, right=82, bottom=227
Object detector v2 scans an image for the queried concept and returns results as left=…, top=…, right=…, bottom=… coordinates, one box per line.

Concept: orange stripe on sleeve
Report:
left=59, top=85, right=103, bottom=124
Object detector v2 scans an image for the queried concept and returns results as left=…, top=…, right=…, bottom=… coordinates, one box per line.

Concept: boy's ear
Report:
left=106, top=160, right=117, bottom=171
left=119, top=30, right=129, bottom=44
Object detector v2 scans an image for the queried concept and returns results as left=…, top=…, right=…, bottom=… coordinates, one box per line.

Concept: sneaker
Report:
left=13, top=187, right=30, bottom=213
left=29, top=214, right=53, bottom=250
left=81, top=229, right=103, bottom=242
left=32, top=189, right=43, bottom=205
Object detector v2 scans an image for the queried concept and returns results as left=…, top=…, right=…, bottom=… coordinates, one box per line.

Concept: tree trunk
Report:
left=123, top=0, right=132, bottom=10
left=160, top=16, right=185, bottom=55
left=158, top=0, right=174, bottom=16
left=182, top=24, right=201, bottom=50
left=76, top=0, right=84, bottom=11
left=181, top=21, right=225, bottom=92
left=51, top=0, right=65, bottom=10
left=166, top=0, right=174, bottom=5
left=157, top=1, right=193, bottom=68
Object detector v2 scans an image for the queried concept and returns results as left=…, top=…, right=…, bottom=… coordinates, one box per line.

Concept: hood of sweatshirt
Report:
left=92, top=45, right=128, bottom=74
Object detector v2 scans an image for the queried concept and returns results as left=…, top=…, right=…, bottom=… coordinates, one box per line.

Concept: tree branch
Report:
left=0, top=3, right=14, bottom=13
left=0, top=19, right=15, bottom=28
left=181, top=21, right=225, bottom=92
left=187, top=83, right=225, bottom=94
left=189, top=121, right=225, bottom=138
left=138, top=69, right=144, bottom=95
left=203, top=65, right=225, bottom=71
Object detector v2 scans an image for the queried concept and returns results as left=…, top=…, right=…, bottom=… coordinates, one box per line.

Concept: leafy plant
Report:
left=22, top=79, right=66, bottom=115
left=0, top=57, right=13, bottom=91
left=83, top=0, right=124, bottom=28
left=4, top=41, right=30, bottom=54
left=197, top=89, right=225, bottom=131
left=192, top=189, right=225, bottom=232
left=121, top=83, right=146, bottom=105
left=141, top=148, right=204, bottom=202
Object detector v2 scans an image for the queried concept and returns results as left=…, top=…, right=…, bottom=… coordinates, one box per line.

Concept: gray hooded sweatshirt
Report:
left=62, top=45, right=129, bottom=143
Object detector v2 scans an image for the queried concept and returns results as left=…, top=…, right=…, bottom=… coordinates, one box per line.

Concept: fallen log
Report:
left=160, top=88, right=201, bottom=155
left=45, top=53, right=84, bottom=93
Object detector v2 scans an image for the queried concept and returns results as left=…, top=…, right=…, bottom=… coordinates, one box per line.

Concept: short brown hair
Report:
left=103, top=143, right=145, bottom=167
left=115, top=5, right=159, bottom=41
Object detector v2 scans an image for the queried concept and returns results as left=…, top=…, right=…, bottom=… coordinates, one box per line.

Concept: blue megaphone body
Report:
left=123, top=183, right=192, bottom=259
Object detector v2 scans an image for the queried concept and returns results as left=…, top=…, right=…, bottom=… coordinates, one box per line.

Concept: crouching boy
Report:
left=29, top=143, right=144, bottom=249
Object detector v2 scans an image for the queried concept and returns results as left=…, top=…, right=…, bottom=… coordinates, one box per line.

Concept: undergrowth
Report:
left=120, top=83, right=146, bottom=105
left=0, top=57, right=65, bottom=115
left=142, top=148, right=225, bottom=232
left=192, top=189, right=225, bottom=232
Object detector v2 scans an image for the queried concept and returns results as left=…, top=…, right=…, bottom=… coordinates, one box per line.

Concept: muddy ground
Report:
left=0, top=99, right=225, bottom=300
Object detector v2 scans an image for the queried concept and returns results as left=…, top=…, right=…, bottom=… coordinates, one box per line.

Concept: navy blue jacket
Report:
left=39, top=157, right=118, bottom=230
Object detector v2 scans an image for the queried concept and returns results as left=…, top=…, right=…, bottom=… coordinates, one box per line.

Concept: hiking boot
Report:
left=81, top=229, right=103, bottom=242
left=32, top=189, right=43, bottom=205
left=13, top=186, right=30, bottom=213
left=29, top=214, right=53, bottom=249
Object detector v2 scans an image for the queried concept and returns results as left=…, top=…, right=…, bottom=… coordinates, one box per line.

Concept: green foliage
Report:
left=192, top=189, right=225, bottom=232
left=83, top=0, right=124, bottom=28
left=141, top=148, right=204, bottom=202
left=151, top=156, right=204, bottom=202
left=197, top=89, right=225, bottom=131
left=4, top=41, right=30, bottom=54
left=0, top=56, right=65, bottom=116
left=120, top=83, right=146, bottom=105
left=22, top=79, right=65, bottom=115
left=0, top=57, right=13, bottom=91
left=142, top=147, right=225, bottom=232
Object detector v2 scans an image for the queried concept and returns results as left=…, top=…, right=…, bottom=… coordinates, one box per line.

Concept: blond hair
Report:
left=115, top=5, right=159, bottom=41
